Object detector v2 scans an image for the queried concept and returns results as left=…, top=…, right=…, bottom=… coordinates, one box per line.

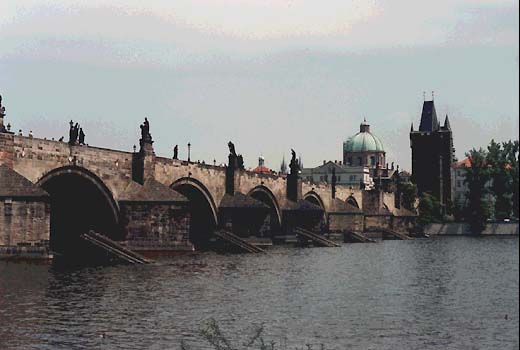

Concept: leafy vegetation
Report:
left=417, top=192, right=442, bottom=225
left=400, top=182, right=418, bottom=212
left=450, top=139, right=519, bottom=232
left=486, top=140, right=519, bottom=220
left=464, top=148, right=491, bottom=233
left=180, top=318, right=327, bottom=350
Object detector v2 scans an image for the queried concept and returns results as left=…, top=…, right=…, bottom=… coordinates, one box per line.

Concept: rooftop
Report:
left=219, top=192, right=269, bottom=209
left=119, top=178, right=188, bottom=202
left=0, top=164, right=49, bottom=198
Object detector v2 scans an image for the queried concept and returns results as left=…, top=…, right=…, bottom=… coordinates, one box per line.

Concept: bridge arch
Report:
left=170, top=177, right=218, bottom=249
left=36, top=165, right=120, bottom=258
left=346, top=195, right=359, bottom=208
left=303, top=191, right=327, bottom=225
left=303, top=191, right=326, bottom=211
left=248, top=185, right=282, bottom=232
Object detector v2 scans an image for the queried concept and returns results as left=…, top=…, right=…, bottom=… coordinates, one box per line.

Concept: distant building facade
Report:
left=410, top=99, right=454, bottom=213
left=301, top=160, right=374, bottom=189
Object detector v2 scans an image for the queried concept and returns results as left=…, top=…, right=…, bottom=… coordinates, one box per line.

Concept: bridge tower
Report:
left=410, top=98, right=454, bottom=214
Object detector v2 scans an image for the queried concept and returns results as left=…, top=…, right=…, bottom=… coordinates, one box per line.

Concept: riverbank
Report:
left=425, top=222, right=519, bottom=236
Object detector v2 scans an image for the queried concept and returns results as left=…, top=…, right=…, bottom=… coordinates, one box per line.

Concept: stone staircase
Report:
left=214, top=230, right=265, bottom=253
left=294, top=227, right=341, bottom=247
left=81, top=231, right=151, bottom=264
left=344, top=230, right=376, bottom=243
left=380, top=228, right=413, bottom=240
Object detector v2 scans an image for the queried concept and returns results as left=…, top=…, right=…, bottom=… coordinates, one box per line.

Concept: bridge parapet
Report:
left=7, top=135, right=134, bottom=200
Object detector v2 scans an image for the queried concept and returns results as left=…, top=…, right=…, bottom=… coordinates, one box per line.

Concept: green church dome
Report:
left=343, top=120, right=385, bottom=153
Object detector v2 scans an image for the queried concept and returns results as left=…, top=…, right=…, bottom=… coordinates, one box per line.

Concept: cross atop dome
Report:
left=360, top=118, right=370, bottom=133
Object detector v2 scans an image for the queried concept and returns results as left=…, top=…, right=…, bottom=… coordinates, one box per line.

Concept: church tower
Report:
left=410, top=97, right=454, bottom=214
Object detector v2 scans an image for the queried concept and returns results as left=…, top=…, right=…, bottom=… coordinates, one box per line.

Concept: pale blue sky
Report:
left=0, top=0, right=518, bottom=170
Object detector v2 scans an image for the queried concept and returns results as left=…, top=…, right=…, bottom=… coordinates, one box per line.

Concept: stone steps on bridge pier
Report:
left=81, top=231, right=152, bottom=264
left=214, top=230, right=265, bottom=253
left=380, top=228, right=413, bottom=240
left=344, top=231, right=376, bottom=243
left=293, top=227, right=341, bottom=247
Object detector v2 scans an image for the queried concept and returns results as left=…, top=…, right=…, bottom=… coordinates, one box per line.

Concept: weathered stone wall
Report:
left=235, top=170, right=288, bottom=207
left=362, top=190, right=383, bottom=214
left=301, top=180, right=364, bottom=211
left=364, top=215, right=392, bottom=232
left=391, top=216, right=416, bottom=233
left=328, top=213, right=364, bottom=232
left=9, top=136, right=133, bottom=200
left=154, top=157, right=227, bottom=209
left=0, top=199, right=50, bottom=246
left=0, top=133, right=14, bottom=167
left=383, top=192, right=396, bottom=213
left=120, top=202, right=190, bottom=248
left=218, top=208, right=269, bottom=238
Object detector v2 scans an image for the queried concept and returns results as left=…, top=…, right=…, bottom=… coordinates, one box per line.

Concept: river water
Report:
left=0, top=236, right=518, bottom=350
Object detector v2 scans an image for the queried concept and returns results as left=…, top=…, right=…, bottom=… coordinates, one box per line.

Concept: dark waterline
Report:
left=1, top=236, right=518, bottom=350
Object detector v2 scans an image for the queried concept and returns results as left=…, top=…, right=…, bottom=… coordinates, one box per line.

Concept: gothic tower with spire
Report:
left=410, top=98, right=454, bottom=214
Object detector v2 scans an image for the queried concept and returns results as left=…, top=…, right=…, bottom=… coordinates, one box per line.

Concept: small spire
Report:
left=444, top=114, right=451, bottom=130
left=280, top=155, right=287, bottom=174
left=410, top=122, right=414, bottom=132
left=431, top=90, right=435, bottom=101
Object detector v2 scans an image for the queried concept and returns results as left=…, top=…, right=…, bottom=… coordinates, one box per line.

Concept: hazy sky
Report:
left=1, top=0, right=518, bottom=171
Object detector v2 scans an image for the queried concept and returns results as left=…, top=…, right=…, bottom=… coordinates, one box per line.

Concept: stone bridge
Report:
left=0, top=124, right=409, bottom=258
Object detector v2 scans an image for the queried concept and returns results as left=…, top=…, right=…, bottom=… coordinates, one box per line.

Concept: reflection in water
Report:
left=0, top=237, right=518, bottom=349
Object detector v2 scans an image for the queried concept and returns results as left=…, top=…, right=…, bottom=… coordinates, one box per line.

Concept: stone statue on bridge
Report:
left=173, top=145, right=178, bottom=159
left=0, top=95, right=5, bottom=117
left=78, top=127, right=85, bottom=145
left=140, top=117, right=152, bottom=143
left=68, top=121, right=80, bottom=145
left=289, top=148, right=300, bottom=175
left=228, top=141, right=236, bottom=157
left=227, top=141, right=245, bottom=171
left=237, top=154, right=244, bottom=170
left=0, top=94, right=6, bottom=133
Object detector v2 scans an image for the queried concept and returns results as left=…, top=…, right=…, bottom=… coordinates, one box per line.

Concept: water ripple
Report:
left=0, top=236, right=518, bottom=349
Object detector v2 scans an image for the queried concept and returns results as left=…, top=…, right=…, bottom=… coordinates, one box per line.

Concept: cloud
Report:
left=0, top=0, right=517, bottom=171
